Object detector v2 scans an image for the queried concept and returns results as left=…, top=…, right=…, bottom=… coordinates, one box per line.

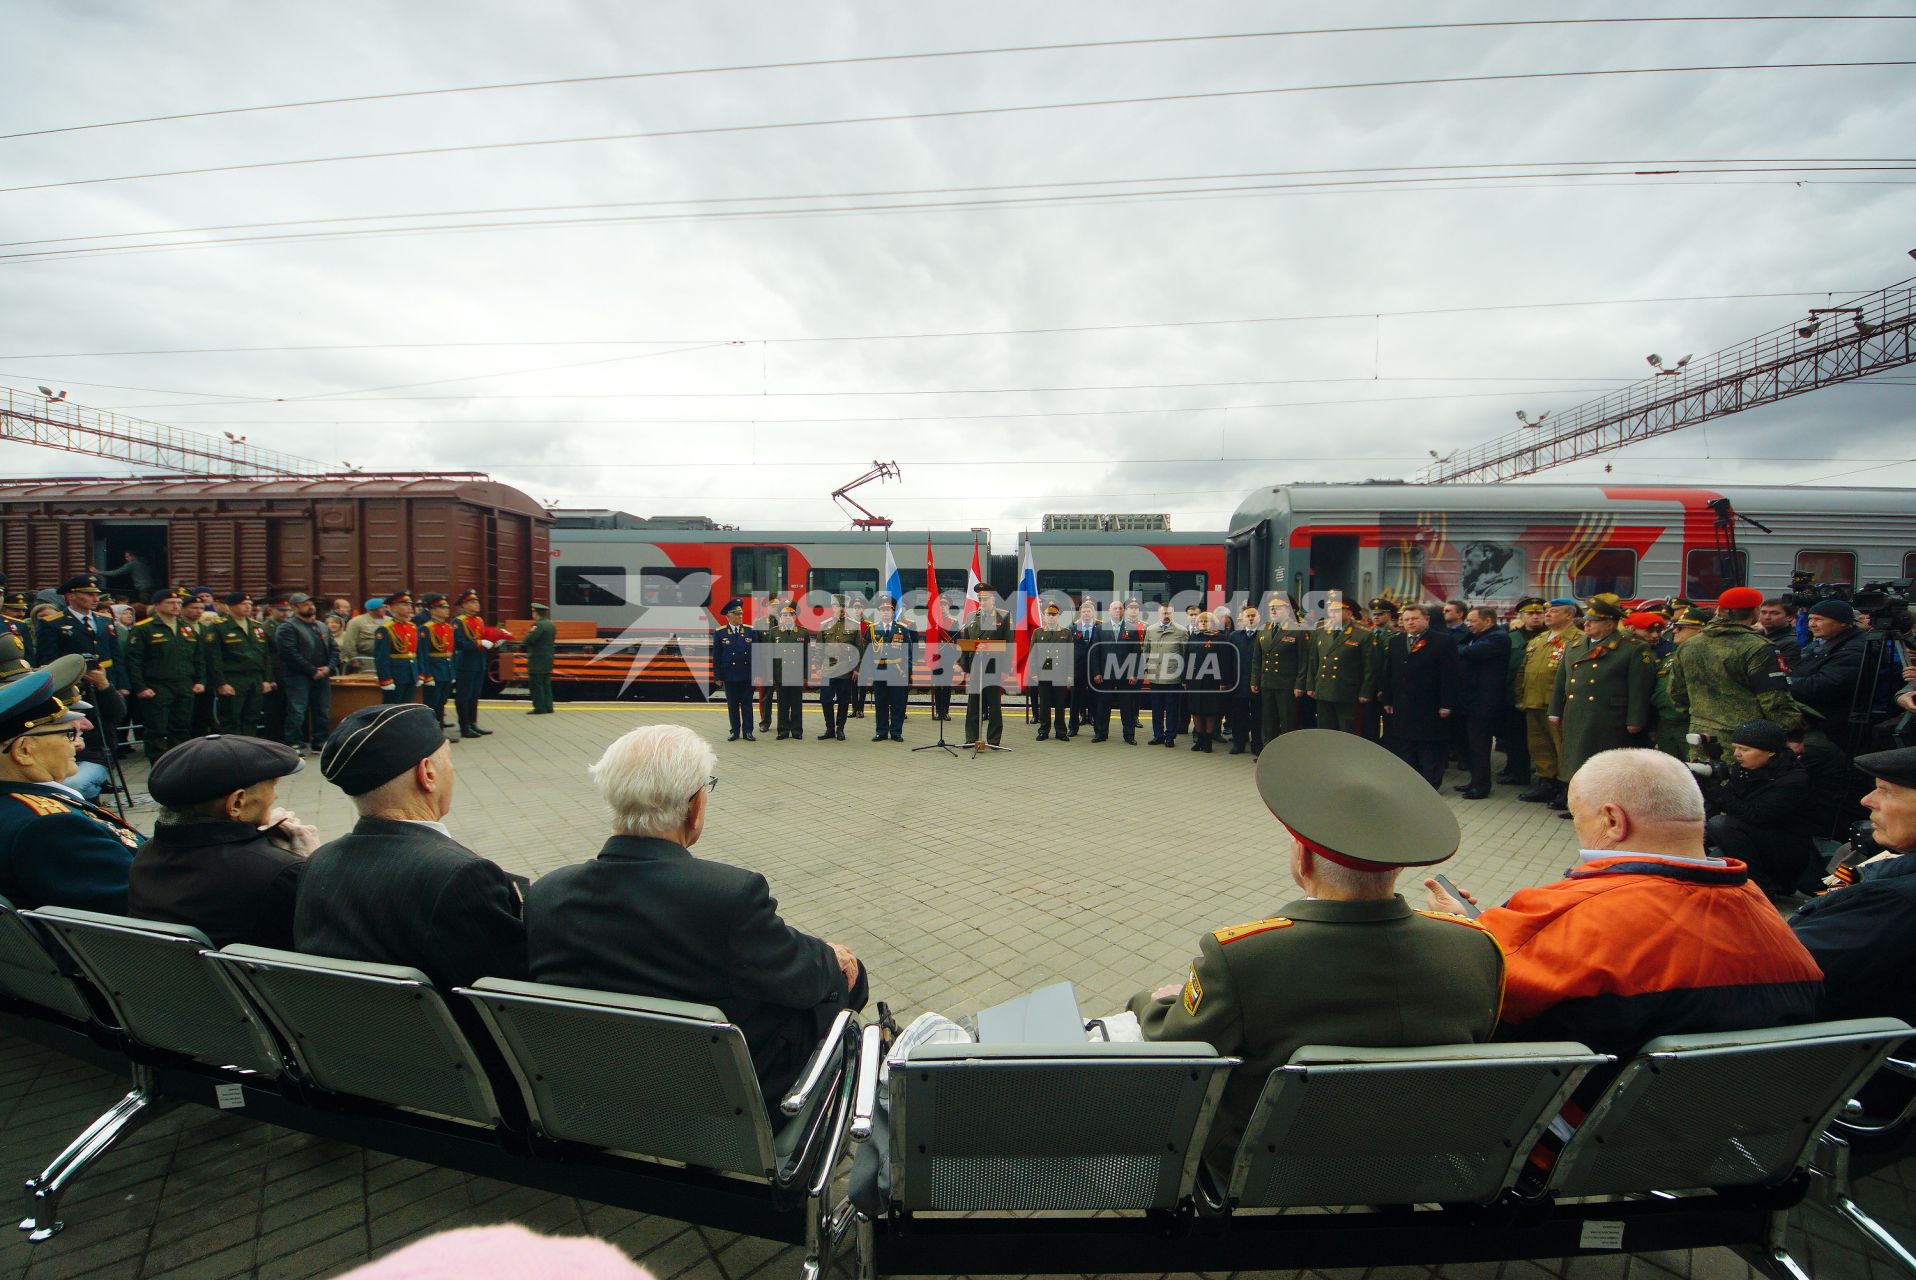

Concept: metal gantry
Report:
left=0, top=387, right=328, bottom=476
left=1417, top=277, right=1915, bottom=484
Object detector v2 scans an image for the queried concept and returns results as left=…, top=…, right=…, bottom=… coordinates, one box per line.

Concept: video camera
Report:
left=1684, top=732, right=1731, bottom=784
left=1853, top=579, right=1913, bottom=638
left=1784, top=570, right=1847, bottom=612
left=1818, top=818, right=1886, bottom=894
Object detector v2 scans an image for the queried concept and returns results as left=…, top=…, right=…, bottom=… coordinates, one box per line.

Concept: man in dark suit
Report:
left=1067, top=599, right=1101, bottom=738
left=294, top=703, right=527, bottom=996
left=1376, top=603, right=1462, bottom=789
left=525, top=724, right=867, bottom=1105
left=1454, top=606, right=1513, bottom=799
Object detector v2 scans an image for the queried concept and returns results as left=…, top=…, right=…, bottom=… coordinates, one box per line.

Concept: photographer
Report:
left=1696, top=720, right=1818, bottom=898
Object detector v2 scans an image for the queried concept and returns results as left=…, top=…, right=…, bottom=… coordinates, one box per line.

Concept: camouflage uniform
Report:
left=1668, top=618, right=1801, bottom=756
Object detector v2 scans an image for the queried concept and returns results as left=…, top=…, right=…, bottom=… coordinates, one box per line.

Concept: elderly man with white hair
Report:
left=525, top=724, right=868, bottom=1105
left=1426, top=748, right=1822, bottom=1062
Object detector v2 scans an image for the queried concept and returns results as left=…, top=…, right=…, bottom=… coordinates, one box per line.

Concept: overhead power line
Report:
left=5, top=16, right=1907, bottom=143
left=3, top=61, right=1907, bottom=197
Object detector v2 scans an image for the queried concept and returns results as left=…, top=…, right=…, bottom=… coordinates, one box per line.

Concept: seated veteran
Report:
left=295, top=703, right=527, bottom=994
left=0, top=650, right=108, bottom=802
left=525, top=724, right=868, bottom=1106
left=1426, top=748, right=1822, bottom=1062
left=1130, top=729, right=1504, bottom=1169
left=129, top=734, right=316, bottom=948
left=0, top=665, right=144, bottom=913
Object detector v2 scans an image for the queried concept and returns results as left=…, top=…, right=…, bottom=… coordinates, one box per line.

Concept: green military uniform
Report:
left=814, top=608, right=864, bottom=738
left=522, top=606, right=556, bottom=715
left=1548, top=630, right=1658, bottom=780
left=1130, top=729, right=1505, bottom=1169
left=1651, top=650, right=1689, bottom=759
left=768, top=612, right=808, bottom=739
left=1303, top=621, right=1370, bottom=733
left=1028, top=610, right=1075, bottom=739
left=1253, top=620, right=1309, bottom=741
left=206, top=612, right=273, bottom=734
left=124, top=611, right=204, bottom=760
left=1517, top=625, right=1576, bottom=785
left=959, top=604, right=1013, bottom=747
left=1668, top=618, right=1801, bottom=755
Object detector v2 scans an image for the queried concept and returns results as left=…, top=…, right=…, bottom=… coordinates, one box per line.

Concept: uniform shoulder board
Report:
left=10, top=792, right=72, bottom=818
left=1415, top=908, right=1489, bottom=931
left=132, top=616, right=158, bottom=628
left=1211, top=916, right=1293, bottom=945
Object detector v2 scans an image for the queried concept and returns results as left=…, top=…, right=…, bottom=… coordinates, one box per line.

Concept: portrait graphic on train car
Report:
left=1459, top=541, right=1524, bottom=600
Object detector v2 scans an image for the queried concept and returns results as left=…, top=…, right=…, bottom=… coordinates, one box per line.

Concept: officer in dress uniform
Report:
left=373, top=591, right=421, bottom=705
left=206, top=592, right=274, bottom=735
left=961, top=585, right=1013, bottom=749
left=1361, top=597, right=1400, bottom=742
left=0, top=668, right=145, bottom=913
left=815, top=595, right=861, bottom=741
left=1548, top=593, right=1658, bottom=819
left=181, top=596, right=220, bottom=736
left=846, top=596, right=872, bottom=720
left=864, top=594, right=913, bottom=742
left=1129, top=729, right=1505, bottom=1170
left=769, top=602, right=808, bottom=740
left=713, top=599, right=756, bottom=741
left=1252, top=594, right=1308, bottom=746
left=124, top=587, right=204, bottom=762
left=418, top=594, right=458, bottom=727
left=1028, top=601, right=1074, bottom=741
left=1516, top=598, right=1580, bottom=806
left=452, top=589, right=496, bottom=738
left=1302, top=595, right=1371, bottom=734
left=522, top=603, right=557, bottom=716
left=1, top=586, right=29, bottom=645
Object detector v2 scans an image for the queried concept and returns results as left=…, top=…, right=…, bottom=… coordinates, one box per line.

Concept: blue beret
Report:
left=1547, top=597, right=1577, bottom=607
left=364, top=598, right=384, bottom=611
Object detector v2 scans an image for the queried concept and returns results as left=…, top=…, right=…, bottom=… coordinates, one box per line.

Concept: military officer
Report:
left=1651, top=605, right=1709, bottom=758
left=33, top=573, right=119, bottom=692
left=373, top=590, right=421, bottom=705
left=1516, top=597, right=1580, bottom=805
left=180, top=596, right=220, bottom=735
left=769, top=601, right=809, bottom=740
left=712, top=599, right=756, bottom=741
left=1361, top=597, right=1400, bottom=742
left=451, top=589, right=495, bottom=738
left=206, top=592, right=274, bottom=734
left=815, top=595, right=862, bottom=741
left=1498, top=599, right=1548, bottom=784
left=960, top=584, right=1013, bottom=749
left=1252, top=593, right=1308, bottom=744
left=522, top=602, right=556, bottom=716
left=0, top=669, right=145, bottom=913
left=1548, top=593, right=1658, bottom=818
left=1028, top=601, right=1074, bottom=741
left=418, top=594, right=458, bottom=727
left=1302, top=595, right=1370, bottom=734
left=1129, top=729, right=1504, bottom=1170
left=863, top=594, right=914, bottom=742
left=1668, top=584, right=1801, bottom=755
left=845, top=595, right=872, bottom=720
left=261, top=592, right=292, bottom=745
left=1, top=587, right=29, bottom=645
left=124, top=588, right=205, bottom=761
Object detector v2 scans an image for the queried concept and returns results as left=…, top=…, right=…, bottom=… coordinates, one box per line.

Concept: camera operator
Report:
left=1789, top=600, right=1867, bottom=731
left=1694, top=720, right=1818, bottom=898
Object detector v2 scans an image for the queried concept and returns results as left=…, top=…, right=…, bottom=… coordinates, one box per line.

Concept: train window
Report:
left=639, top=566, right=713, bottom=608
left=809, top=568, right=880, bottom=599
left=1572, top=548, right=1637, bottom=598
left=1905, top=551, right=1916, bottom=579
left=1128, top=570, right=1206, bottom=604
left=730, top=547, right=787, bottom=596
left=1684, top=549, right=1747, bottom=600
left=893, top=568, right=970, bottom=596
left=1381, top=545, right=1426, bottom=597
left=556, top=566, right=627, bottom=608
left=1794, top=549, right=1856, bottom=587
left=1037, top=570, right=1114, bottom=605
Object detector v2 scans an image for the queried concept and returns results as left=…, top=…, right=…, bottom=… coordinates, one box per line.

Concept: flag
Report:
left=964, top=540, right=983, bottom=626
left=923, top=534, right=944, bottom=643
left=882, top=537, right=903, bottom=607
left=1012, top=539, right=1039, bottom=688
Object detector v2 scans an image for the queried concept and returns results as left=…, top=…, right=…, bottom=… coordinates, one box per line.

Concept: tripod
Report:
left=89, top=682, right=136, bottom=818
left=911, top=679, right=962, bottom=758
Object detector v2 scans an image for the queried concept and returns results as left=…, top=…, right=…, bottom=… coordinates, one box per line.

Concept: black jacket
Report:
left=1454, top=627, right=1512, bottom=721
left=275, top=615, right=341, bottom=678
left=1790, top=626, right=1867, bottom=728
left=129, top=820, right=304, bottom=949
left=1706, top=755, right=1818, bottom=892
left=1791, top=852, right=1916, bottom=1024
left=524, top=835, right=865, bottom=1105
left=1763, top=625, right=1803, bottom=669
left=1378, top=630, right=1462, bottom=742
left=293, top=817, right=527, bottom=994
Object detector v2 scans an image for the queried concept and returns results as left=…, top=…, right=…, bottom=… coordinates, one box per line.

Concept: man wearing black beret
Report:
left=129, top=735, right=314, bottom=948
left=294, top=704, right=527, bottom=1001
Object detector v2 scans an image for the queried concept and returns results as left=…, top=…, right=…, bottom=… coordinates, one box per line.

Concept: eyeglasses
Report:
left=689, top=775, right=718, bottom=800
left=11, top=726, right=81, bottom=745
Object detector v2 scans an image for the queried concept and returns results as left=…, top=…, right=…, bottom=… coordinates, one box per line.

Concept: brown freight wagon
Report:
left=0, top=473, right=551, bottom=614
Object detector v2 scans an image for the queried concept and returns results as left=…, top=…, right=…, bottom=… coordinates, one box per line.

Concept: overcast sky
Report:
left=1, top=2, right=1911, bottom=549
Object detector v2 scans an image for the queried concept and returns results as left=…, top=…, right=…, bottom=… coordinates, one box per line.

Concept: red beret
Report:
left=1624, top=612, right=1665, bottom=630
left=1717, top=586, right=1764, bottom=610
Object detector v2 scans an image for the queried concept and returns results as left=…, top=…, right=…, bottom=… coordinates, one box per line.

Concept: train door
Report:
left=1225, top=521, right=1269, bottom=603
left=1308, top=534, right=1358, bottom=601
left=729, top=546, right=788, bottom=616
left=92, top=521, right=168, bottom=593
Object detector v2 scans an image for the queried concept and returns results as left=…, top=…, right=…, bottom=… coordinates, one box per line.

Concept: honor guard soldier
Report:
left=451, top=589, right=495, bottom=738
left=1516, top=597, right=1581, bottom=806
left=864, top=594, right=913, bottom=741
left=1129, top=729, right=1504, bottom=1169
left=815, top=595, right=861, bottom=740
left=418, top=594, right=458, bottom=727
left=1303, top=594, right=1371, bottom=734
left=1252, top=594, right=1308, bottom=744
left=1548, top=593, right=1658, bottom=818
left=1668, top=584, right=1801, bottom=754
left=713, top=599, right=756, bottom=741
left=125, top=587, right=205, bottom=761
left=960, top=584, right=1013, bottom=749
left=207, top=592, right=274, bottom=734
left=769, top=602, right=809, bottom=740
left=1028, top=601, right=1074, bottom=741
left=373, top=591, right=422, bottom=705
left=522, top=602, right=556, bottom=715
left=0, top=668, right=146, bottom=913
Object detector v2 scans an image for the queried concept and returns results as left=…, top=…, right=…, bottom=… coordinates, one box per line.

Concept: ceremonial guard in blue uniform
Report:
left=418, top=593, right=458, bottom=728
left=373, top=590, right=421, bottom=705
left=713, top=599, right=756, bottom=741
left=451, top=589, right=495, bottom=738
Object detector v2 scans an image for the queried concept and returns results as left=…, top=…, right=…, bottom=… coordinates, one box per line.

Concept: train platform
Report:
left=3, top=699, right=1911, bottom=1280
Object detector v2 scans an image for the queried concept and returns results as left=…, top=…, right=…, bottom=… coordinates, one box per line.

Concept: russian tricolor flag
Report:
left=1012, top=540, right=1039, bottom=688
